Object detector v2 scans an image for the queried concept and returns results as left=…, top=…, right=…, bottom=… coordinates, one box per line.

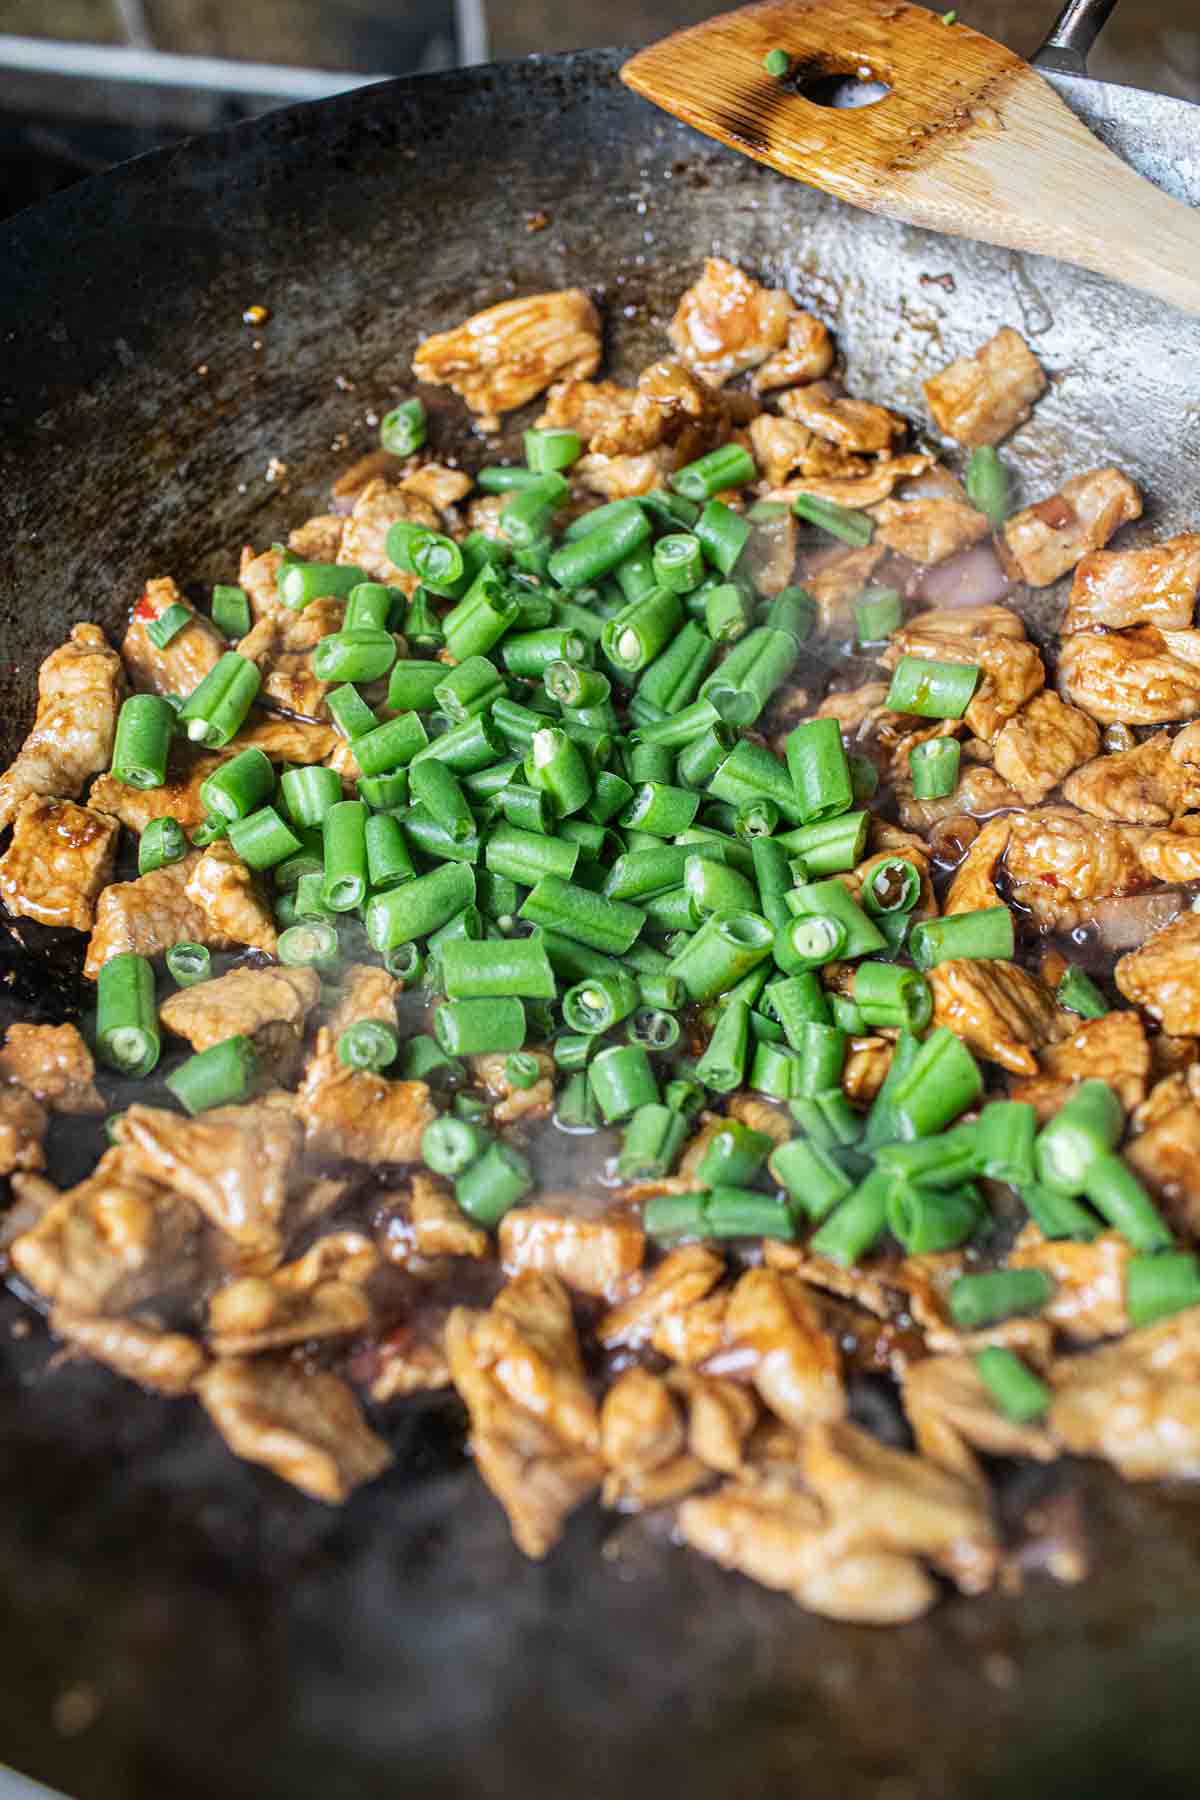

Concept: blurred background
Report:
left=1, top=0, right=1197, bottom=219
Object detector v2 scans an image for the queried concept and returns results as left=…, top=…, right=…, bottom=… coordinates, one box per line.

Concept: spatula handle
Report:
left=1032, top=0, right=1120, bottom=77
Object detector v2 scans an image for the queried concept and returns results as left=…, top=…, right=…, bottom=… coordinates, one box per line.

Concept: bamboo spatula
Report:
left=622, top=0, right=1200, bottom=317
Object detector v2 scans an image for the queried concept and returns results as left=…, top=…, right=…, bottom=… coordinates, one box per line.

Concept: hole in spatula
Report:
left=796, top=72, right=891, bottom=108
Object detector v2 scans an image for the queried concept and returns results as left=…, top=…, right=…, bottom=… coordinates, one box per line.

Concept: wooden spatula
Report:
left=622, top=0, right=1200, bottom=317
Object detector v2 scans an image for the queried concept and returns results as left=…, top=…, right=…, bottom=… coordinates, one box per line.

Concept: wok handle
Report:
left=1031, top=0, right=1119, bottom=77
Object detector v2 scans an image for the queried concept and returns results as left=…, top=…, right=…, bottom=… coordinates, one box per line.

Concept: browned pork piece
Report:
left=991, top=692, right=1101, bottom=804
left=238, top=595, right=346, bottom=719
left=600, top=1368, right=706, bottom=1511
left=0, top=623, right=125, bottom=830
left=122, top=576, right=225, bottom=697
left=497, top=1203, right=644, bottom=1300
left=49, top=1311, right=208, bottom=1396
left=197, top=1358, right=392, bottom=1502
left=160, top=965, right=320, bottom=1080
left=185, top=838, right=277, bottom=954
left=8, top=1146, right=201, bottom=1313
left=1008, top=1226, right=1133, bottom=1343
left=1058, top=626, right=1200, bottom=725
left=89, top=746, right=226, bottom=833
left=678, top=1420, right=997, bottom=1624
left=379, top=1170, right=487, bottom=1263
left=668, top=257, right=795, bottom=386
left=896, top=764, right=1022, bottom=834
left=116, top=1101, right=302, bottom=1268
left=337, top=478, right=437, bottom=586
left=1115, top=910, right=1200, bottom=1034
left=446, top=1271, right=603, bottom=1557
left=1010, top=1010, right=1151, bottom=1118
left=571, top=449, right=675, bottom=500
left=538, top=358, right=729, bottom=464
left=1049, top=1310, right=1200, bottom=1480
left=413, top=289, right=602, bottom=428
left=84, top=853, right=229, bottom=979
left=944, top=806, right=1148, bottom=934
left=923, top=327, right=1047, bottom=447
left=748, top=413, right=869, bottom=488
left=778, top=381, right=905, bottom=453
left=235, top=712, right=339, bottom=765
left=397, top=461, right=473, bottom=517
left=325, top=964, right=400, bottom=1035
left=764, top=451, right=935, bottom=514
left=0, top=1086, right=48, bottom=1174
left=0, top=795, right=118, bottom=932
left=1127, top=1099, right=1200, bottom=1236
left=295, top=1028, right=435, bottom=1164
left=207, top=1231, right=378, bottom=1354
left=468, top=1047, right=556, bottom=1124
left=927, top=957, right=1061, bottom=1076
left=363, top=1321, right=454, bottom=1401
left=805, top=544, right=886, bottom=631
left=1063, top=731, right=1200, bottom=823
left=596, top=1244, right=726, bottom=1349
left=1002, top=466, right=1141, bottom=587
left=287, top=513, right=345, bottom=561
left=666, top=1371, right=758, bottom=1476
left=752, top=310, right=835, bottom=392
left=870, top=496, right=990, bottom=565
left=725, top=1268, right=845, bottom=1429
left=0, top=1022, right=103, bottom=1114
left=903, top=1352, right=1058, bottom=1492
left=1062, top=531, right=1200, bottom=632
left=883, top=618, right=1045, bottom=743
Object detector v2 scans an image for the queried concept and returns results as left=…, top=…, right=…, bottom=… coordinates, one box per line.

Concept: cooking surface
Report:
left=2, top=44, right=1200, bottom=1800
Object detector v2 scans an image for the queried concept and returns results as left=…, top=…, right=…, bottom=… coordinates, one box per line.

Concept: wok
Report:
left=2, top=20, right=1200, bottom=1800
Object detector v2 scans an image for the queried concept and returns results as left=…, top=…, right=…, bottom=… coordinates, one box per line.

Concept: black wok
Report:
left=2, top=28, right=1200, bottom=1800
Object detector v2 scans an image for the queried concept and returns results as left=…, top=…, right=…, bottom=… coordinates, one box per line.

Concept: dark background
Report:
left=1, top=0, right=1197, bottom=219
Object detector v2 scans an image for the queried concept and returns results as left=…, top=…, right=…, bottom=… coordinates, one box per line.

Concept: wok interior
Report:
left=2, top=50, right=1200, bottom=1800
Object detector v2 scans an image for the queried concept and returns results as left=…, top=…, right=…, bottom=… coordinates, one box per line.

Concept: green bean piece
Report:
left=973, top=1347, right=1050, bottom=1424
left=768, top=1138, right=853, bottom=1222
left=791, top=493, right=874, bottom=546
left=888, top=1183, right=983, bottom=1254
left=434, top=997, right=527, bottom=1057
left=440, top=936, right=556, bottom=1001
left=809, top=1168, right=894, bottom=1265
left=909, top=737, right=961, bottom=800
left=138, top=816, right=188, bottom=876
left=1126, top=1252, right=1200, bottom=1329
left=909, top=906, right=1015, bottom=968
left=277, top=921, right=340, bottom=972
left=380, top=397, right=427, bottom=456
left=976, top=1100, right=1037, bottom=1187
left=695, top=999, right=752, bottom=1093
left=1056, top=965, right=1109, bottom=1019
left=336, top=1019, right=400, bottom=1073
left=364, top=863, right=476, bottom=952
left=618, top=1104, right=690, bottom=1179
left=949, top=1268, right=1054, bottom=1330
left=885, top=655, right=980, bottom=720
left=166, top=1035, right=258, bottom=1114
left=588, top=1042, right=658, bottom=1123
left=96, top=952, right=160, bottom=1076
left=965, top=446, right=1010, bottom=529
left=1034, top=1080, right=1124, bottom=1195
left=111, top=693, right=176, bottom=788
left=456, top=1142, right=534, bottom=1226
left=1082, top=1153, right=1173, bottom=1251
left=422, top=1115, right=491, bottom=1176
